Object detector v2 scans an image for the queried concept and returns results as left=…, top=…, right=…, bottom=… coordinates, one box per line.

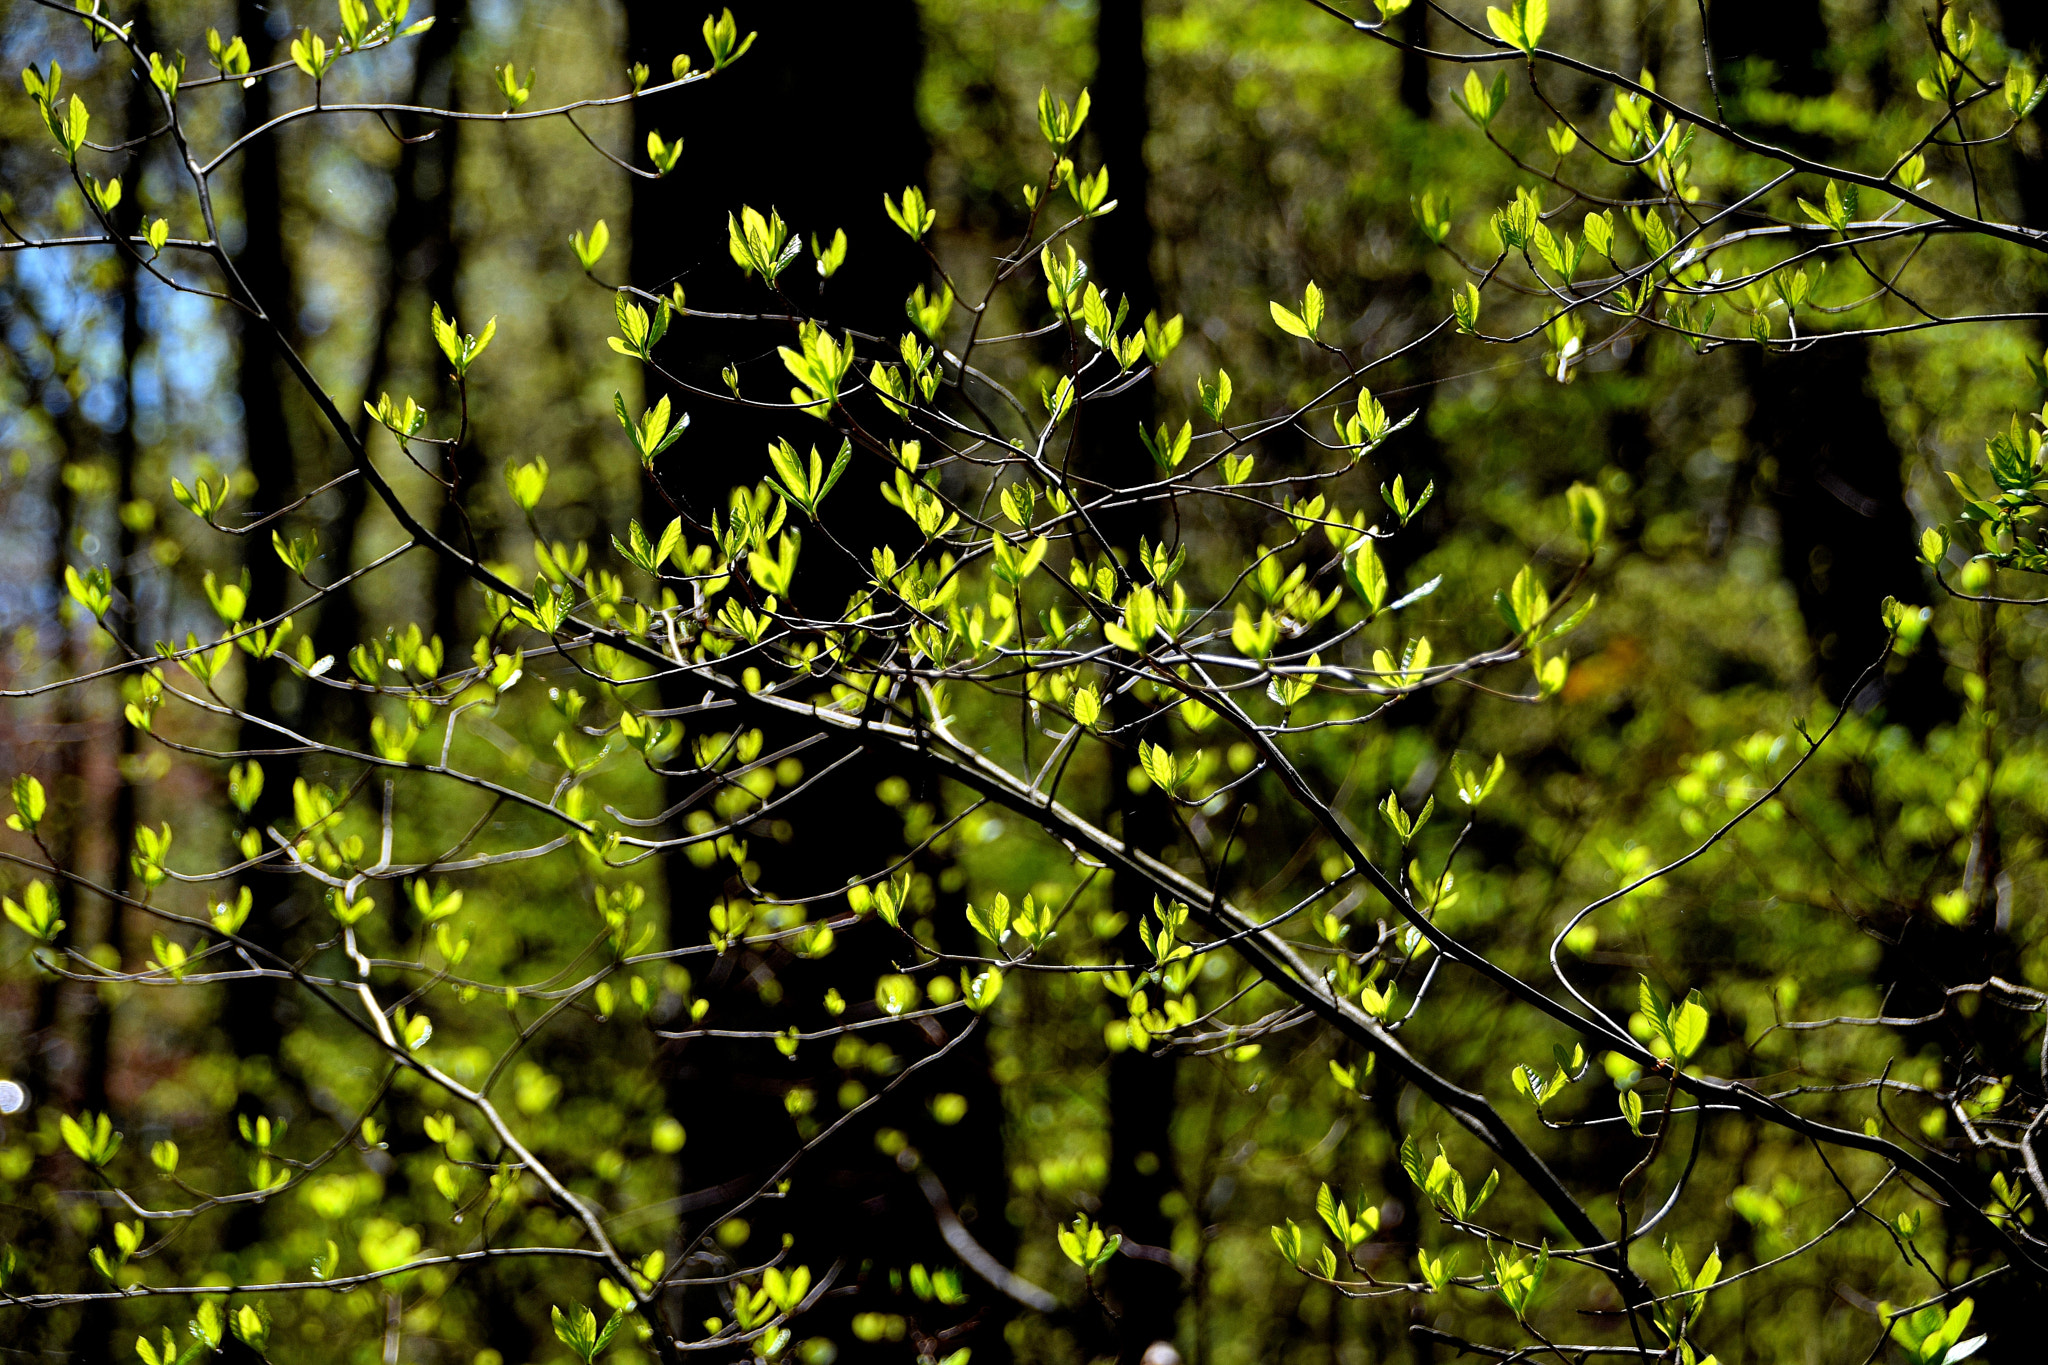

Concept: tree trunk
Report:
left=1087, top=6, right=1184, bottom=1360
left=624, top=6, right=1012, bottom=1354
left=221, top=0, right=307, bottom=1256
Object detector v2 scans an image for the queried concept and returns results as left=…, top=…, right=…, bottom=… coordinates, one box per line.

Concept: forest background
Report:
left=3, top=1, right=2047, bottom=1364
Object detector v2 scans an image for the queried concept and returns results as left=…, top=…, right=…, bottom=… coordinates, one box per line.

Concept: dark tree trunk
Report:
left=3, top=258, right=97, bottom=1365
left=221, top=1, right=307, bottom=1257
left=417, top=2, right=472, bottom=646
left=1718, top=0, right=2004, bottom=1339
left=1085, top=6, right=1184, bottom=1361
left=1744, top=343, right=1948, bottom=715
left=1707, top=0, right=1833, bottom=103
left=1398, top=5, right=1431, bottom=121
left=1707, top=2, right=1947, bottom=715
left=335, top=0, right=468, bottom=668
left=69, top=19, right=161, bottom=1358
left=624, top=7, right=1013, bottom=1357
left=1991, top=4, right=2047, bottom=299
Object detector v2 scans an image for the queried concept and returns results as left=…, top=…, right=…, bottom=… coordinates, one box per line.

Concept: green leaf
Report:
left=193, top=1300, right=224, bottom=1348
left=1509, top=565, right=1549, bottom=634
left=1620, top=1088, right=1644, bottom=1135
left=3, top=880, right=63, bottom=942
left=60, top=1111, right=121, bottom=1166
left=1139, top=740, right=1183, bottom=792
left=1471, top=1167, right=1500, bottom=1214
left=703, top=8, right=758, bottom=68
left=1198, top=370, right=1233, bottom=421
left=1451, top=281, right=1481, bottom=332
left=646, top=130, right=683, bottom=175
left=1036, top=86, right=1092, bottom=149
left=1269, top=1218, right=1304, bottom=1265
left=430, top=304, right=496, bottom=377
left=1668, top=991, right=1709, bottom=1061
left=884, top=185, right=936, bottom=239
left=571, top=220, right=610, bottom=271
left=1344, top=541, right=1390, bottom=615
left=1566, top=482, right=1607, bottom=554
left=552, top=1303, right=606, bottom=1364
left=1486, top=6, right=1526, bottom=50
left=1143, top=310, right=1184, bottom=363
left=1300, top=281, right=1325, bottom=335
left=493, top=61, right=532, bottom=108
left=1583, top=210, right=1615, bottom=257
left=1070, top=684, right=1102, bottom=728
left=1270, top=300, right=1311, bottom=339
left=9, top=774, right=46, bottom=830
left=1638, top=974, right=1664, bottom=1028
left=615, top=393, right=689, bottom=466
left=229, top=1303, right=270, bottom=1352
left=1454, top=753, right=1505, bottom=806
left=811, top=227, right=847, bottom=279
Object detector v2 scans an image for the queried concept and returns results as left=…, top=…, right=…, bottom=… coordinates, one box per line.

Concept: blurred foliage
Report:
left=2, top=3, right=2047, bottom=1365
